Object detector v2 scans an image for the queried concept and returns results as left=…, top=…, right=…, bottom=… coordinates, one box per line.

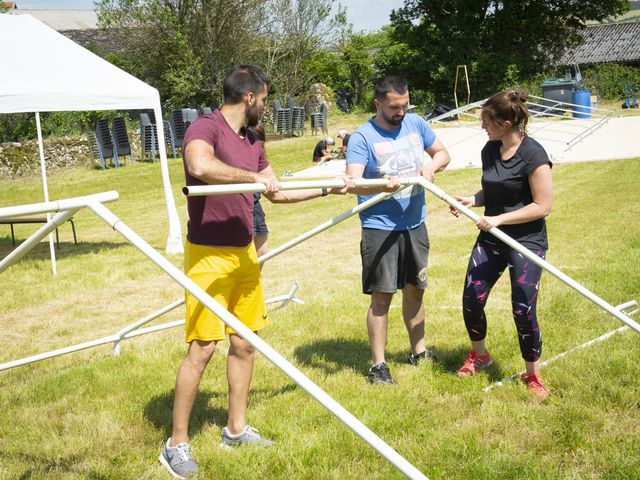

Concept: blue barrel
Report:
left=572, top=89, right=591, bottom=119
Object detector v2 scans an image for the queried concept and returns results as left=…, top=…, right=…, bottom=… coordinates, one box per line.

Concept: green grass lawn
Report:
left=0, top=117, right=639, bottom=479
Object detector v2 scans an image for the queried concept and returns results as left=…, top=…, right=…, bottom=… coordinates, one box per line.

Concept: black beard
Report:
left=382, top=110, right=404, bottom=126
left=246, top=105, right=261, bottom=127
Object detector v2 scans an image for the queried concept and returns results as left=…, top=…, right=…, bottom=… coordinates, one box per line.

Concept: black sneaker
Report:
left=368, top=362, right=395, bottom=384
left=408, top=349, right=437, bottom=366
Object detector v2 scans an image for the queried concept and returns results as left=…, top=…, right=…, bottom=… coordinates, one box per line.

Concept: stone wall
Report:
left=0, top=136, right=95, bottom=179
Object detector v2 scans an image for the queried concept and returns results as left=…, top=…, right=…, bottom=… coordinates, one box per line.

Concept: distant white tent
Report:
left=0, top=14, right=183, bottom=273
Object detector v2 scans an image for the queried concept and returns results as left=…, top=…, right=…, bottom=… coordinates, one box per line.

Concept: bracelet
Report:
left=321, top=188, right=329, bottom=197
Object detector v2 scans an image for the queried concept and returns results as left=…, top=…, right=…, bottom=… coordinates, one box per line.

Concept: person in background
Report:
left=312, top=136, right=335, bottom=163
left=248, top=124, right=270, bottom=262
left=345, top=75, right=450, bottom=385
left=250, top=123, right=347, bottom=265
left=449, top=89, right=553, bottom=400
left=337, top=129, right=350, bottom=158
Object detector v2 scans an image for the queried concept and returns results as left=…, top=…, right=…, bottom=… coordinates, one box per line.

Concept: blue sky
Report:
left=14, top=0, right=406, bottom=32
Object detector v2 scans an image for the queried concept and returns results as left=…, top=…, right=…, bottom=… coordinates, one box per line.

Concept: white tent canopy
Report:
left=0, top=14, right=183, bottom=272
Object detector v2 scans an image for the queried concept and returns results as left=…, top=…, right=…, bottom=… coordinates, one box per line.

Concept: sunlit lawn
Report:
left=0, top=113, right=639, bottom=479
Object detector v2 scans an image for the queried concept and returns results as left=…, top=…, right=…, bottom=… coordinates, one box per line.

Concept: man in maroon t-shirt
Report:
left=160, top=65, right=282, bottom=478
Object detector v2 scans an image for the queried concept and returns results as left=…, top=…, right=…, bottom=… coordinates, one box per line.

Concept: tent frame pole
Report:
left=154, top=103, right=183, bottom=255
left=35, top=112, right=57, bottom=275
left=87, top=200, right=429, bottom=480
left=418, top=178, right=640, bottom=334
left=259, top=190, right=397, bottom=264
left=484, top=302, right=638, bottom=392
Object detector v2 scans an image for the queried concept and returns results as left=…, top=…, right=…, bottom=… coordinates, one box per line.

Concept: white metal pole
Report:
left=113, top=298, right=185, bottom=355
left=0, top=209, right=77, bottom=273
left=0, top=191, right=119, bottom=220
left=87, top=201, right=429, bottom=480
left=0, top=285, right=302, bottom=368
left=259, top=190, right=398, bottom=264
left=35, top=112, right=57, bottom=275
left=264, top=283, right=304, bottom=307
left=0, top=318, right=181, bottom=371
left=183, top=177, right=424, bottom=197
left=153, top=103, right=184, bottom=255
left=0, top=333, right=127, bottom=371
left=484, top=302, right=638, bottom=392
left=418, top=179, right=640, bottom=334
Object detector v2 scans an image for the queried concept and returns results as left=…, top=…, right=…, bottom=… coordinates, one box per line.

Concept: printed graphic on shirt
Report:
left=372, top=133, right=424, bottom=199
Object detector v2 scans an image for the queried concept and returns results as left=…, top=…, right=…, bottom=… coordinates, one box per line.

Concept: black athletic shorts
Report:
left=253, top=193, right=269, bottom=235
left=360, top=224, right=429, bottom=294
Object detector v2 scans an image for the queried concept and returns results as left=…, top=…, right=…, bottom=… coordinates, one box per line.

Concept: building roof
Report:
left=557, top=22, right=640, bottom=65
left=8, top=9, right=97, bottom=30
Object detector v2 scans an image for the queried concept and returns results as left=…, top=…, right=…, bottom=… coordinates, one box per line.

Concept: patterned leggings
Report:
left=462, top=238, right=546, bottom=362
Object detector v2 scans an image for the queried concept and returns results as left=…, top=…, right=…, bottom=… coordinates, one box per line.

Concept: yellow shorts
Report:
left=184, top=240, right=268, bottom=342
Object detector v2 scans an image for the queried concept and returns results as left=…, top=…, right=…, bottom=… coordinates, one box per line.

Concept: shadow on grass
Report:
left=294, top=338, right=505, bottom=381
left=145, top=384, right=298, bottom=439
left=0, top=239, right=132, bottom=262
left=293, top=338, right=371, bottom=375
left=420, top=344, right=505, bottom=381
left=14, top=454, right=109, bottom=480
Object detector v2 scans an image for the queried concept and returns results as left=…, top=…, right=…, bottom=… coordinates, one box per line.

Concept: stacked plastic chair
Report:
left=164, top=120, right=177, bottom=158
left=111, top=117, right=133, bottom=166
left=139, top=112, right=158, bottom=162
left=94, top=119, right=116, bottom=169
left=272, top=99, right=292, bottom=136
left=310, top=103, right=328, bottom=135
left=182, top=108, right=199, bottom=128
left=288, top=97, right=305, bottom=136
left=168, top=109, right=188, bottom=157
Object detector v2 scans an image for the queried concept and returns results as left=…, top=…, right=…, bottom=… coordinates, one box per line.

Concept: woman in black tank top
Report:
left=450, top=89, right=553, bottom=399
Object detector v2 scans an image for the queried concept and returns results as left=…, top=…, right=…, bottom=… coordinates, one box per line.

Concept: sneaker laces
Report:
left=460, top=351, right=478, bottom=371
left=524, top=374, right=547, bottom=391
left=174, top=443, right=192, bottom=463
left=244, top=426, right=261, bottom=440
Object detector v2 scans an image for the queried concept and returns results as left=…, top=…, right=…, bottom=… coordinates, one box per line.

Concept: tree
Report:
left=261, top=0, right=336, bottom=98
left=387, top=0, right=631, bottom=103
left=96, top=0, right=338, bottom=108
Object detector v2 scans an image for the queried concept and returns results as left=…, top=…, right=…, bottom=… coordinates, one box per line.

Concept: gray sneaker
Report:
left=368, top=362, right=395, bottom=384
left=159, top=438, right=199, bottom=479
left=220, top=426, right=275, bottom=448
left=408, top=349, right=437, bottom=366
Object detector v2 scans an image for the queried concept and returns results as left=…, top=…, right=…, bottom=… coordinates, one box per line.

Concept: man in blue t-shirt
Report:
left=346, top=75, right=450, bottom=385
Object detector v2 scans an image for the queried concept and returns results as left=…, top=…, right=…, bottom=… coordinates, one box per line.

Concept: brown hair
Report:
left=482, top=89, right=530, bottom=134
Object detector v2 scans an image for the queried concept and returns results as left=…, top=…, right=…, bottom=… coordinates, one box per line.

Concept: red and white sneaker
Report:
left=522, top=374, right=550, bottom=400
left=457, top=351, right=493, bottom=377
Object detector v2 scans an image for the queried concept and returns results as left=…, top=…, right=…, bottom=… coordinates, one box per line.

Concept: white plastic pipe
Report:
left=263, top=283, right=303, bottom=308
left=0, top=191, right=119, bottom=220
left=484, top=302, right=638, bottom=392
left=418, top=179, right=640, bottom=335
left=87, top=201, right=429, bottom=480
left=259, top=190, right=398, bottom=264
left=112, top=286, right=303, bottom=355
left=153, top=103, right=184, bottom=255
left=183, top=177, right=424, bottom=197
left=0, top=209, right=77, bottom=273
left=113, top=298, right=185, bottom=355
left=0, top=318, right=184, bottom=371
left=35, top=112, right=57, bottom=275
